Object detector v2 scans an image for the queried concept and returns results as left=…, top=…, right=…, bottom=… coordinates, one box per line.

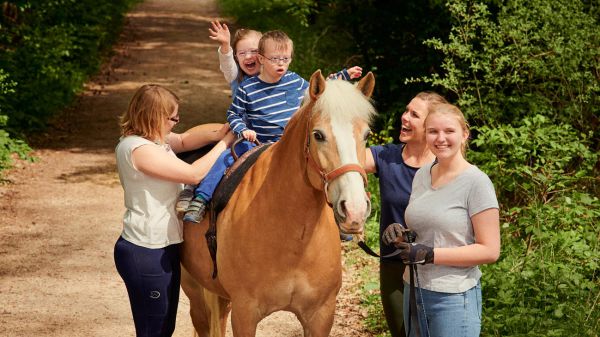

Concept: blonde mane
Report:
left=312, top=79, right=377, bottom=123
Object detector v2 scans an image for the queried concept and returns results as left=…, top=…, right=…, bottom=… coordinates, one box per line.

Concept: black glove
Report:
left=382, top=223, right=408, bottom=246
left=397, top=242, right=434, bottom=265
left=382, top=223, right=417, bottom=247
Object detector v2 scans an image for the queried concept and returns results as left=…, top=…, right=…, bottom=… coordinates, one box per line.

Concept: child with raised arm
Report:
left=183, top=30, right=361, bottom=223
left=208, top=20, right=262, bottom=95
left=176, top=21, right=263, bottom=212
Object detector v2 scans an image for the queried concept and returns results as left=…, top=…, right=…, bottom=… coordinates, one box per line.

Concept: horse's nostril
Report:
left=339, top=200, right=347, bottom=215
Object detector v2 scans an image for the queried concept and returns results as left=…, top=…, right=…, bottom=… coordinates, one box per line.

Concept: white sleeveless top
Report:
left=115, top=135, right=183, bottom=248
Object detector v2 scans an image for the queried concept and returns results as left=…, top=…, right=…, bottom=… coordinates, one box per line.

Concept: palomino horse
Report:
left=180, top=70, right=376, bottom=337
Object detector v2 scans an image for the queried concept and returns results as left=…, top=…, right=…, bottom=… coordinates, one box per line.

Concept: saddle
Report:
left=205, top=142, right=272, bottom=278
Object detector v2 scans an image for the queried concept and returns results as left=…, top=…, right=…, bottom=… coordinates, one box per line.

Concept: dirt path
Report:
left=0, top=0, right=373, bottom=336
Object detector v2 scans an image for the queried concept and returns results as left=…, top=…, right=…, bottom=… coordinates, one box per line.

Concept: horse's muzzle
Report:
left=334, top=195, right=371, bottom=234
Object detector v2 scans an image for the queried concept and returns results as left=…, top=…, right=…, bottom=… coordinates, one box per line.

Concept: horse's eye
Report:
left=364, top=130, right=372, bottom=142
left=312, top=130, right=326, bottom=142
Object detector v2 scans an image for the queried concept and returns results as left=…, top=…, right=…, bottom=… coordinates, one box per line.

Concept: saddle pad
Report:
left=210, top=143, right=273, bottom=218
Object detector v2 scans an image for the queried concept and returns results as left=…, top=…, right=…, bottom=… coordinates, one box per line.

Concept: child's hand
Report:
left=242, top=130, right=257, bottom=142
left=208, top=20, right=231, bottom=53
left=347, top=66, right=363, bottom=79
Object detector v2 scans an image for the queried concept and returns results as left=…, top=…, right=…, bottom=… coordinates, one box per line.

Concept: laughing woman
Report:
left=364, top=92, right=448, bottom=337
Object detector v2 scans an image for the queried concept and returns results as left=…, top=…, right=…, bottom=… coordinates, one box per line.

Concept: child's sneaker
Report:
left=176, top=188, right=194, bottom=212
left=183, top=198, right=207, bottom=223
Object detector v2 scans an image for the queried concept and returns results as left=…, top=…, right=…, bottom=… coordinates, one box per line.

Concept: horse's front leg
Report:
left=296, top=295, right=337, bottom=337
left=230, top=299, right=263, bottom=337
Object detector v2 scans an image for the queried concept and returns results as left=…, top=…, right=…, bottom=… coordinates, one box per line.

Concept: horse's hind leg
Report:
left=181, top=266, right=230, bottom=337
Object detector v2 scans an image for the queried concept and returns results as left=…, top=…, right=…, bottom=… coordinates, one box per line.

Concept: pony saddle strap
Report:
left=206, top=143, right=272, bottom=278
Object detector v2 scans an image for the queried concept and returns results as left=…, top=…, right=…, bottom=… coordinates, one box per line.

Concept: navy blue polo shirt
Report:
left=370, top=143, right=419, bottom=259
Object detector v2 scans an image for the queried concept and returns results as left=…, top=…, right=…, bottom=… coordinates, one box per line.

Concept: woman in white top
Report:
left=114, top=84, right=234, bottom=337
left=383, top=103, right=500, bottom=337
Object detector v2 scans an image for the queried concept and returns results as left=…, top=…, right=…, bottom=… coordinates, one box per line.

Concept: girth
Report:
left=205, top=143, right=272, bottom=279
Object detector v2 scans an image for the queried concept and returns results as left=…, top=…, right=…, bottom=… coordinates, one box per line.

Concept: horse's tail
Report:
left=203, top=288, right=222, bottom=337
left=181, top=265, right=228, bottom=337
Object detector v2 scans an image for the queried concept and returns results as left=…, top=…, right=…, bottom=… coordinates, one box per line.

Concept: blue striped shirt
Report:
left=226, top=71, right=308, bottom=143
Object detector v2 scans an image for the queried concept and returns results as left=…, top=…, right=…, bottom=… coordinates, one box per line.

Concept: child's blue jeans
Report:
left=403, top=281, right=482, bottom=337
left=195, top=140, right=256, bottom=202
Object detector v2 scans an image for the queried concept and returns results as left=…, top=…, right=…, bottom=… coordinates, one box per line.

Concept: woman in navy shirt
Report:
left=364, top=92, right=448, bottom=337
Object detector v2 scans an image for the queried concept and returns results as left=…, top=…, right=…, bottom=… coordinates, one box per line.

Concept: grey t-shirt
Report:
left=404, top=163, right=499, bottom=293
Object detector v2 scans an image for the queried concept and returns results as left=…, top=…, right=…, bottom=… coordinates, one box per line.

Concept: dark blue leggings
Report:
left=114, top=237, right=181, bottom=337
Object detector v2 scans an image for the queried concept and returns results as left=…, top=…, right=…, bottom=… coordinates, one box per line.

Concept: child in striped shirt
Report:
left=183, top=30, right=361, bottom=223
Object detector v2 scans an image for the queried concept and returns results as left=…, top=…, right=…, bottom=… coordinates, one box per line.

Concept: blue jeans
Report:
left=195, top=140, right=255, bottom=202
left=403, top=281, right=482, bottom=337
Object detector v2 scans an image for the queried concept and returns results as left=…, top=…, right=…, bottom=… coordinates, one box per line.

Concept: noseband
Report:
left=304, top=118, right=368, bottom=207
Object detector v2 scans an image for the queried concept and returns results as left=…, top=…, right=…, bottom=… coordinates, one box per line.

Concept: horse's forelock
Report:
left=313, top=80, right=377, bottom=123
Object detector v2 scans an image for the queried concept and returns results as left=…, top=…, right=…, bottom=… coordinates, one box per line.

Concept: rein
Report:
left=303, top=116, right=368, bottom=207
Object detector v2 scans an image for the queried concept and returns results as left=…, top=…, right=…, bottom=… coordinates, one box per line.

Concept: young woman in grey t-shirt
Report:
left=383, top=103, right=500, bottom=337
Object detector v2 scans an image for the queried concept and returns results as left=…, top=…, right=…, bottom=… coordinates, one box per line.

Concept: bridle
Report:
left=303, top=114, right=369, bottom=207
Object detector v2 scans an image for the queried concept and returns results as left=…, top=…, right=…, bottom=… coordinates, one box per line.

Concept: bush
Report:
left=0, top=0, right=140, bottom=130
left=0, top=0, right=139, bottom=174
left=482, top=193, right=599, bottom=336
left=470, top=115, right=598, bottom=206
left=470, top=116, right=599, bottom=335
left=410, top=0, right=600, bottom=132
left=0, top=69, right=31, bottom=171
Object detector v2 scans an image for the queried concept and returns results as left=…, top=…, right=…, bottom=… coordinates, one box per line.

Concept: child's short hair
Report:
left=258, top=30, right=294, bottom=57
left=120, top=84, right=179, bottom=141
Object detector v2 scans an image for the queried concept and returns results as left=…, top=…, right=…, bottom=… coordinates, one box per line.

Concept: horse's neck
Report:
left=264, top=108, right=327, bottom=212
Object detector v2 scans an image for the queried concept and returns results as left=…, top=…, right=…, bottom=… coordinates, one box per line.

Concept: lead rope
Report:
left=408, top=264, right=431, bottom=337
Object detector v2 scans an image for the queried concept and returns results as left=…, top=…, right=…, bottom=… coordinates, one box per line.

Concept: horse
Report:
left=180, top=69, right=376, bottom=337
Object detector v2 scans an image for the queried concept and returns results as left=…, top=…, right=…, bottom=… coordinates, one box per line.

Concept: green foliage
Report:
left=220, top=0, right=317, bottom=27
left=482, top=193, right=599, bottom=336
left=470, top=115, right=599, bottom=335
left=0, top=69, right=31, bottom=170
left=410, top=0, right=600, bottom=131
left=470, top=115, right=598, bottom=205
left=354, top=177, right=389, bottom=337
left=0, top=0, right=139, bottom=174
left=0, top=0, right=140, bottom=130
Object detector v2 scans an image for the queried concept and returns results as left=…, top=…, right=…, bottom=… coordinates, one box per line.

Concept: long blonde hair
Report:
left=119, top=84, right=179, bottom=142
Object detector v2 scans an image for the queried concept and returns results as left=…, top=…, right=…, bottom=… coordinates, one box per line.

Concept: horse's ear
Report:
left=356, top=72, right=375, bottom=98
left=309, top=69, right=327, bottom=100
